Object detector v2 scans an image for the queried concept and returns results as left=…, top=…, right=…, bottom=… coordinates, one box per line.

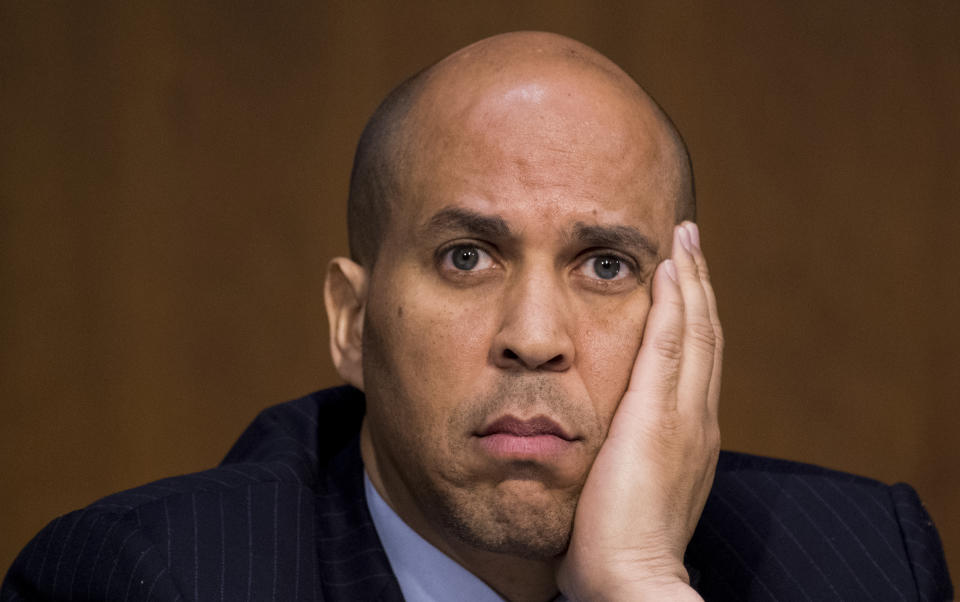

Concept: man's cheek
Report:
left=574, top=297, right=650, bottom=412
left=399, top=296, right=493, bottom=368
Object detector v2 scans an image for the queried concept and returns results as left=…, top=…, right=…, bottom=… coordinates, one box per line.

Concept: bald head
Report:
left=347, top=31, right=695, bottom=267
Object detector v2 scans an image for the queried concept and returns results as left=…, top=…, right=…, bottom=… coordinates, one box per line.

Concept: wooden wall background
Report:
left=2, top=1, right=957, bottom=586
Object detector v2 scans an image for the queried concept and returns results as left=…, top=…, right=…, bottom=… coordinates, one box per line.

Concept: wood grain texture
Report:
left=2, top=0, right=957, bottom=585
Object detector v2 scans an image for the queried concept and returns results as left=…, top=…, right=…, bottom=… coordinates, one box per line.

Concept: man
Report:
left=2, top=31, right=951, bottom=601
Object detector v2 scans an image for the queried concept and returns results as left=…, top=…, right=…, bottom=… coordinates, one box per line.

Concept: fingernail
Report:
left=686, top=222, right=701, bottom=250
left=677, top=224, right=692, bottom=253
left=664, top=259, right=678, bottom=283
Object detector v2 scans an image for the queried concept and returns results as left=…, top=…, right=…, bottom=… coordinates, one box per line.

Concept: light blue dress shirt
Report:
left=364, top=473, right=507, bottom=602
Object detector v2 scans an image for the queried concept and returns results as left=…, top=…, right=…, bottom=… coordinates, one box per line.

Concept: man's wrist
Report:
left=560, top=559, right=702, bottom=602
left=568, top=580, right=702, bottom=602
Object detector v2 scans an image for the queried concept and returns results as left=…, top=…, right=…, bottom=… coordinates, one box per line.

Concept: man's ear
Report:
left=324, top=257, right=368, bottom=390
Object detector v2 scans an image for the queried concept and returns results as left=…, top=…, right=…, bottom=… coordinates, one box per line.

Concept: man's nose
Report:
left=490, top=270, right=575, bottom=372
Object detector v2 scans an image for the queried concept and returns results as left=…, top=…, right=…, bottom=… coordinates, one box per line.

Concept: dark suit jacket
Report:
left=2, top=386, right=952, bottom=601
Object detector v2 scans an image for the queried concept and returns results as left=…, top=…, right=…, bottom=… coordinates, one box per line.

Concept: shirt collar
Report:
left=364, top=472, right=506, bottom=602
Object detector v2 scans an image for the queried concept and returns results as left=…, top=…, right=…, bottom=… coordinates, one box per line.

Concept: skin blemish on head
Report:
left=397, top=305, right=404, bottom=318
left=502, top=83, right=546, bottom=104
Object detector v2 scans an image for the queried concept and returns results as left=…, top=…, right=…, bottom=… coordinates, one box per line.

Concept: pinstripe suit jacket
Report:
left=2, top=386, right=952, bottom=601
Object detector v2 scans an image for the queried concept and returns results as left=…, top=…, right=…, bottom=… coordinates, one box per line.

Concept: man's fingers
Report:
left=625, top=222, right=723, bottom=418
left=627, top=255, right=684, bottom=410
left=673, top=223, right=718, bottom=414
left=685, top=224, right=723, bottom=418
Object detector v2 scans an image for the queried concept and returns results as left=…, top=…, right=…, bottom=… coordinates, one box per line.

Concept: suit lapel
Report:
left=314, top=435, right=405, bottom=602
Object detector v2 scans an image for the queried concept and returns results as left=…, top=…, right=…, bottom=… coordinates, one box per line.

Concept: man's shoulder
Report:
left=1, top=386, right=374, bottom=602
left=16, top=384, right=366, bottom=541
left=221, top=385, right=366, bottom=467
left=75, top=385, right=366, bottom=517
left=715, top=448, right=891, bottom=487
left=710, top=449, right=932, bottom=534
left=692, top=450, right=952, bottom=601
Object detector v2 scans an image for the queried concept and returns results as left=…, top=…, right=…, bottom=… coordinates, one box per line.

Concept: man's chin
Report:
left=434, top=479, right=577, bottom=560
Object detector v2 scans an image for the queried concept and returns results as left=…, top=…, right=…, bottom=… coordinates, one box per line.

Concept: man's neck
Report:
left=360, top=421, right=561, bottom=602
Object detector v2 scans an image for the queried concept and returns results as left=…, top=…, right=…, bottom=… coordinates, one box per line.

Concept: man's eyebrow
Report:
left=422, top=207, right=512, bottom=239
left=572, top=222, right=660, bottom=260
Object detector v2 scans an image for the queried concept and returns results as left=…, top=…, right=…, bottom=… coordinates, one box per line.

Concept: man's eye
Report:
left=582, top=255, right=630, bottom=280
left=443, top=245, right=494, bottom=271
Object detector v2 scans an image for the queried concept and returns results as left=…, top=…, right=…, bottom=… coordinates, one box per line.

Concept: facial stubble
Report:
left=364, top=320, right=599, bottom=559
left=432, top=377, right=598, bottom=559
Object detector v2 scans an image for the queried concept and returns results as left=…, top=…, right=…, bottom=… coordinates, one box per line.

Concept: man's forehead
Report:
left=346, top=32, right=692, bottom=267
left=393, top=60, right=678, bottom=227
left=392, top=127, right=675, bottom=255
left=397, top=122, right=676, bottom=238
left=409, top=62, right=662, bottom=157
left=365, top=33, right=687, bottom=266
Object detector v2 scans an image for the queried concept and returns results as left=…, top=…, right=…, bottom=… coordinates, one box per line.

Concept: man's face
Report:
left=360, top=67, right=679, bottom=559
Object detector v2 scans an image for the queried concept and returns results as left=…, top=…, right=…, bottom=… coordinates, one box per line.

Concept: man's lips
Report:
left=474, top=415, right=579, bottom=459
left=477, top=415, right=576, bottom=440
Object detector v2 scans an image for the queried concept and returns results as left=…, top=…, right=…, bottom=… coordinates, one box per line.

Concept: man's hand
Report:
left=557, top=222, right=722, bottom=601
